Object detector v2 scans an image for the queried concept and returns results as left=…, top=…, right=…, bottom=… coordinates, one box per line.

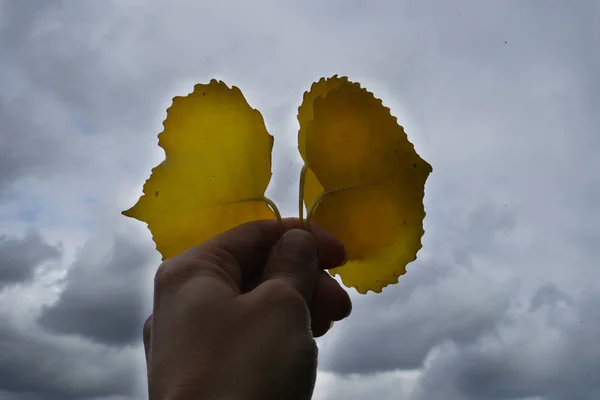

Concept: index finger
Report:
left=158, top=218, right=346, bottom=293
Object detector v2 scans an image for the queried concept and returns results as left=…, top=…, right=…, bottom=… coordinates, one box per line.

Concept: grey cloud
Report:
left=411, top=292, right=600, bottom=400
left=529, top=283, right=574, bottom=312
left=319, top=258, right=512, bottom=374
left=0, top=321, right=144, bottom=400
left=0, top=229, right=62, bottom=288
left=0, top=395, right=141, bottom=400
left=0, top=101, right=64, bottom=196
left=0, top=0, right=78, bottom=194
left=38, top=230, right=154, bottom=346
left=313, top=371, right=415, bottom=400
left=0, top=0, right=163, bottom=199
left=1, top=1, right=599, bottom=400
left=318, top=200, right=518, bottom=374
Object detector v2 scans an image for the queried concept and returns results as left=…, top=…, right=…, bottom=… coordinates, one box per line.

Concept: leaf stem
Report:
left=219, top=197, right=282, bottom=222
left=262, top=196, right=282, bottom=222
left=298, top=163, right=310, bottom=227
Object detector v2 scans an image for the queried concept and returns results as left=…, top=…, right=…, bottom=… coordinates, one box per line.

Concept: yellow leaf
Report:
left=298, top=76, right=432, bottom=294
left=122, top=80, right=277, bottom=260
left=297, top=76, right=347, bottom=221
left=124, top=76, right=431, bottom=295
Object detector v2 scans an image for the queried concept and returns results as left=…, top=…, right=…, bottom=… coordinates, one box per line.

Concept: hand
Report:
left=143, top=218, right=352, bottom=400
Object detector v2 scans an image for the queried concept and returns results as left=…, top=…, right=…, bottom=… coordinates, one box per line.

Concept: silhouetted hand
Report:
left=143, top=218, right=352, bottom=400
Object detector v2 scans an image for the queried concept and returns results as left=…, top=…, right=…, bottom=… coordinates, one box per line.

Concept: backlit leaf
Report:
left=124, top=76, right=432, bottom=295
left=298, top=76, right=432, bottom=294
left=122, top=80, right=276, bottom=260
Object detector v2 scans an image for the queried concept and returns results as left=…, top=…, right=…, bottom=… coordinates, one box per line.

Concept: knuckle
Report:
left=142, top=315, right=152, bottom=343
left=262, top=279, right=307, bottom=311
left=153, top=258, right=176, bottom=293
left=153, top=251, right=201, bottom=292
left=153, top=255, right=195, bottom=297
left=153, top=246, right=240, bottom=295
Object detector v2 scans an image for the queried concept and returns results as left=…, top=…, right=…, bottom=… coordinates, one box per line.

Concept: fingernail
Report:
left=277, top=229, right=317, bottom=264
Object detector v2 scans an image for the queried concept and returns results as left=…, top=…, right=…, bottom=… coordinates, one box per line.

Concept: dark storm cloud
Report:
left=410, top=291, right=600, bottom=400
left=0, top=229, right=62, bottom=288
left=38, top=231, right=153, bottom=346
left=0, top=321, right=143, bottom=400
left=323, top=260, right=512, bottom=374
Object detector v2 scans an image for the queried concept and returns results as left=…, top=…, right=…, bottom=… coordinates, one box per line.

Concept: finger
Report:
left=161, top=218, right=346, bottom=294
left=310, top=272, right=352, bottom=337
left=312, top=271, right=352, bottom=322
left=202, top=218, right=346, bottom=275
left=311, top=311, right=333, bottom=338
left=260, top=229, right=320, bottom=303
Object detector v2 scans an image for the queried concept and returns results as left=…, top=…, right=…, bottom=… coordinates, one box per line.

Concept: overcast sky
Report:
left=1, top=1, right=599, bottom=399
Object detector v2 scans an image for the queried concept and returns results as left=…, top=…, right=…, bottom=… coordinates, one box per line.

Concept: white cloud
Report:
left=314, top=370, right=419, bottom=400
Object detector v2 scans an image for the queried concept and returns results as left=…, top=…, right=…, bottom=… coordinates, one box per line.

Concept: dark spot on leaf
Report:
left=403, top=220, right=407, bottom=226
left=212, top=174, right=215, bottom=178
left=154, top=191, right=159, bottom=197
left=393, top=150, right=398, bottom=154
left=202, top=92, right=206, bottom=96
left=412, top=163, right=417, bottom=168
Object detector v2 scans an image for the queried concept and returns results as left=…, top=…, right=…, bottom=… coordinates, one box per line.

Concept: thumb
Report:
left=261, top=229, right=320, bottom=303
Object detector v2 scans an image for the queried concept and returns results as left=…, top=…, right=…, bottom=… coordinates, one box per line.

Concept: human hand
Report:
left=143, top=218, right=352, bottom=400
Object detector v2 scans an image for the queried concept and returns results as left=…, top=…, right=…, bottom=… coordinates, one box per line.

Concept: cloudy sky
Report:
left=1, top=1, right=599, bottom=399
